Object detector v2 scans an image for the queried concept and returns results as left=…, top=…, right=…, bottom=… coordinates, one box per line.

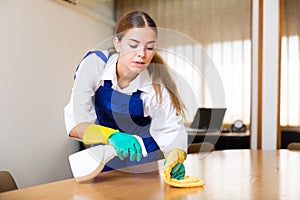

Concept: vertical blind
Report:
left=115, top=0, right=251, bottom=124
left=281, top=0, right=300, bottom=126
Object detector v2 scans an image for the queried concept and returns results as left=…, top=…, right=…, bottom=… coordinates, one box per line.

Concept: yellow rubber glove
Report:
left=82, top=124, right=143, bottom=162
left=163, top=148, right=204, bottom=188
left=164, top=148, right=186, bottom=181
left=82, top=124, right=118, bottom=145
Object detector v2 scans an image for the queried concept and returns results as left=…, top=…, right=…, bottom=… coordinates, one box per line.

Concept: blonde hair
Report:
left=148, top=53, right=185, bottom=116
left=114, top=11, right=185, bottom=116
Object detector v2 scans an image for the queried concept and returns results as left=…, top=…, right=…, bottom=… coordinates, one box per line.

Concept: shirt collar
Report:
left=101, top=54, right=152, bottom=93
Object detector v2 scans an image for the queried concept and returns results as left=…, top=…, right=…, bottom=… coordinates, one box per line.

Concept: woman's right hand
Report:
left=73, top=123, right=143, bottom=162
left=108, top=132, right=143, bottom=162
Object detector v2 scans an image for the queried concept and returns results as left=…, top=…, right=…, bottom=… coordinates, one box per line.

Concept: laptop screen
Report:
left=190, top=108, right=226, bottom=131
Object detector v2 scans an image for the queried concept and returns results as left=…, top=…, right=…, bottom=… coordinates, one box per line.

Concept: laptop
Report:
left=186, top=108, right=227, bottom=133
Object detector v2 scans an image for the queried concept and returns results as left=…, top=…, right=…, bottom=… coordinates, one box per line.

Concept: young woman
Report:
left=64, top=11, right=187, bottom=180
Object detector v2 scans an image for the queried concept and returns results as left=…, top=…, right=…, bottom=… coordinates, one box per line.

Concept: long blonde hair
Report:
left=113, top=11, right=185, bottom=116
left=148, top=53, right=185, bottom=116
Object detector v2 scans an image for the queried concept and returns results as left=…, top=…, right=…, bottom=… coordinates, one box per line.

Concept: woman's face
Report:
left=114, top=27, right=156, bottom=75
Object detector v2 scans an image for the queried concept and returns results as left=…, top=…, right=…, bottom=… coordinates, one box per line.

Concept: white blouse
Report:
left=64, top=51, right=187, bottom=154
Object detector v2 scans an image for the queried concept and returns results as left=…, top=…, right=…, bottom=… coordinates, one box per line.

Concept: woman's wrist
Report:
left=69, top=122, right=91, bottom=139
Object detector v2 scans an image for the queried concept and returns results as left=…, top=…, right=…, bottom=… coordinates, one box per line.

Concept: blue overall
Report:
left=95, top=80, right=161, bottom=171
left=75, top=51, right=161, bottom=172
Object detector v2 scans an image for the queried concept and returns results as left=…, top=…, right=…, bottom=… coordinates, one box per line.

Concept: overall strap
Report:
left=74, top=51, right=111, bottom=80
left=103, top=80, right=113, bottom=87
left=132, top=90, right=142, bottom=98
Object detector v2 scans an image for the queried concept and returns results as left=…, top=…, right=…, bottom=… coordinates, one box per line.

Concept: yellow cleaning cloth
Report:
left=163, top=150, right=204, bottom=187
left=164, top=174, right=205, bottom=188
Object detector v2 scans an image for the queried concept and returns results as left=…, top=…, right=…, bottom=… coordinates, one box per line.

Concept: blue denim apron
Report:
left=95, top=81, right=161, bottom=171
left=75, top=51, right=161, bottom=171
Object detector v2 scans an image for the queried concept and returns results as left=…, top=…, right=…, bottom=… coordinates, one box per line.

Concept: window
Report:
left=280, top=0, right=300, bottom=127
left=207, top=40, right=251, bottom=124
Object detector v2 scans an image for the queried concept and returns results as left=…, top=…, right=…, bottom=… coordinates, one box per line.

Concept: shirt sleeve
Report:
left=64, top=53, right=104, bottom=134
left=145, top=86, right=188, bottom=155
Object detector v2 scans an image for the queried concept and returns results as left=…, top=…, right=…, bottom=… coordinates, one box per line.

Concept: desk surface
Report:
left=1, top=150, right=300, bottom=200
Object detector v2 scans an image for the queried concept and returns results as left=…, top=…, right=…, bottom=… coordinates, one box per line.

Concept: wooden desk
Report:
left=1, top=150, right=300, bottom=200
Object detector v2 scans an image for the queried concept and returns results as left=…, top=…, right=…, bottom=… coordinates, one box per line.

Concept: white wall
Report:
left=251, top=0, right=280, bottom=149
left=261, top=0, right=280, bottom=149
left=251, top=0, right=259, bottom=149
left=0, top=0, right=114, bottom=188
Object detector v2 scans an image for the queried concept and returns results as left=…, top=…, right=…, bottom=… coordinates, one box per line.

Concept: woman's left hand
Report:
left=163, top=149, right=205, bottom=188
left=164, top=148, right=186, bottom=181
left=170, top=161, right=185, bottom=180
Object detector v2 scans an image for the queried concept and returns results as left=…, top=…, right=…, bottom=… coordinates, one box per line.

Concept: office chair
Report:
left=188, top=142, right=215, bottom=154
left=287, top=142, right=300, bottom=151
left=0, top=171, right=18, bottom=193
